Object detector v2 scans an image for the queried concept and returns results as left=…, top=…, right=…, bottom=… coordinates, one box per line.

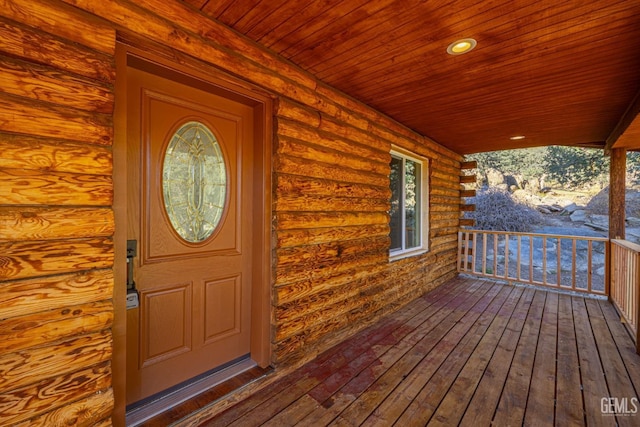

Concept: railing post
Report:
left=457, top=231, right=462, bottom=272
left=606, top=239, right=612, bottom=300
left=636, top=251, right=640, bottom=354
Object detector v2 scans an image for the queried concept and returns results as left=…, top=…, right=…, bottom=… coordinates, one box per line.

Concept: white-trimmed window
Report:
left=389, top=149, right=428, bottom=259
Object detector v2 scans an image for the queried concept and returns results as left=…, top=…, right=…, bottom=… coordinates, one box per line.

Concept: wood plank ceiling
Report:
left=182, top=0, right=640, bottom=154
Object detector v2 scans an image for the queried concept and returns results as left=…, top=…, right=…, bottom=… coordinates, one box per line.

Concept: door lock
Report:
left=126, top=239, right=139, bottom=309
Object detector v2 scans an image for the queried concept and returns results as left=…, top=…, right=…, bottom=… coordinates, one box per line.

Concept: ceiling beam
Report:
left=605, top=88, right=640, bottom=153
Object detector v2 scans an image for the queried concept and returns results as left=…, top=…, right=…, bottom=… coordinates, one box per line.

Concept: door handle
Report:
left=126, top=239, right=139, bottom=309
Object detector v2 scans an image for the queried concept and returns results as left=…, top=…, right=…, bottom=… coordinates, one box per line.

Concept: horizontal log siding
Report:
left=0, top=0, right=115, bottom=425
left=2, top=0, right=463, bottom=423
left=272, top=97, right=461, bottom=363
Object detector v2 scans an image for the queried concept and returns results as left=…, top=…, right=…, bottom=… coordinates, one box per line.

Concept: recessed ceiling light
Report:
left=446, top=38, right=477, bottom=55
left=510, top=135, right=526, bottom=140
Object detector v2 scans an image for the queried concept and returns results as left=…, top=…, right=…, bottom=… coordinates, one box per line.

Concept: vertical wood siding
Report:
left=1, top=0, right=463, bottom=423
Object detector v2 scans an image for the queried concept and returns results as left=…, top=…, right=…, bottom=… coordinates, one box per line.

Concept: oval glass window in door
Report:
left=162, top=121, right=227, bottom=243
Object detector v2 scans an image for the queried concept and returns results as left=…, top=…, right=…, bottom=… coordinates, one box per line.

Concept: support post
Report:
left=609, top=148, right=626, bottom=240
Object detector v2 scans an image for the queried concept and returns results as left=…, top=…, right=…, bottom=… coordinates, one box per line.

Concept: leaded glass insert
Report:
left=163, top=121, right=226, bottom=243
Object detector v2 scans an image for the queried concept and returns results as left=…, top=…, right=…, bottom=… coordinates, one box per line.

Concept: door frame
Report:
left=112, top=40, right=273, bottom=425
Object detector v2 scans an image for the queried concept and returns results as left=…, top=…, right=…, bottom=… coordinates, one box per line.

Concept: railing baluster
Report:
left=517, top=235, right=522, bottom=281
left=572, top=238, right=577, bottom=290
left=543, top=236, right=547, bottom=285
left=587, top=241, right=593, bottom=293
left=505, top=234, right=510, bottom=280
left=458, top=229, right=609, bottom=295
left=493, top=233, right=498, bottom=277
left=482, top=232, right=487, bottom=277
left=529, top=235, right=533, bottom=283
left=471, top=231, right=477, bottom=274
left=557, top=238, right=562, bottom=288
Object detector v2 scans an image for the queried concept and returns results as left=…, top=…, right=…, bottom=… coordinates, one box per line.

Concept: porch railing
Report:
left=610, top=239, right=640, bottom=348
left=458, top=230, right=609, bottom=296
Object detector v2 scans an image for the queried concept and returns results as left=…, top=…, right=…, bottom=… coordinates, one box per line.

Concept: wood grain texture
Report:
left=276, top=135, right=388, bottom=177
left=276, top=119, right=389, bottom=165
left=0, top=269, right=113, bottom=320
left=0, top=238, right=114, bottom=282
left=0, top=95, right=112, bottom=144
left=276, top=224, right=389, bottom=249
left=276, top=174, right=390, bottom=200
left=276, top=212, right=388, bottom=230
left=0, top=55, right=114, bottom=114
left=0, top=300, right=113, bottom=354
left=0, top=16, right=114, bottom=83
left=0, top=361, right=111, bottom=425
left=1, top=1, right=464, bottom=424
left=0, top=133, right=113, bottom=173
left=0, top=207, right=114, bottom=241
left=0, top=0, right=115, bottom=54
left=0, top=330, right=112, bottom=393
left=0, top=1, right=117, bottom=424
left=275, top=154, right=389, bottom=187
left=13, top=388, right=114, bottom=427
left=0, top=168, right=112, bottom=206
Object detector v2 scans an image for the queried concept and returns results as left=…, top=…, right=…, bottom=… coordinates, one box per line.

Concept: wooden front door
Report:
left=125, top=59, right=255, bottom=404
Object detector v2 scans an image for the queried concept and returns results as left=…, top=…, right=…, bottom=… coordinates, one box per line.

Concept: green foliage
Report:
left=544, top=146, right=608, bottom=187
left=469, top=147, right=546, bottom=181
left=467, top=146, right=630, bottom=189
left=627, top=152, right=640, bottom=185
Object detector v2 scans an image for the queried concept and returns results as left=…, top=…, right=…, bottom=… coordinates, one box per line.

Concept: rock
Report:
left=537, top=207, right=552, bottom=214
left=590, top=214, right=609, bottom=226
left=485, top=168, right=505, bottom=186
left=584, top=222, right=608, bottom=232
left=563, top=203, right=579, bottom=214
left=627, top=217, right=640, bottom=227
left=626, top=228, right=640, bottom=244
left=570, top=210, right=587, bottom=222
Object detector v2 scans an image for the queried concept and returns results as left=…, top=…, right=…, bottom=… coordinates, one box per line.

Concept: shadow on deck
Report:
left=197, top=277, right=640, bottom=426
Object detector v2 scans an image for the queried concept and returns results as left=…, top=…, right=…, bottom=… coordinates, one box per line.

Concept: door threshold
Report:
left=126, top=358, right=257, bottom=426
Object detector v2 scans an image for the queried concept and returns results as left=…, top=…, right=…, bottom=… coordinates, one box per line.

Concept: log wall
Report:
left=0, top=0, right=463, bottom=424
left=0, top=0, right=116, bottom=425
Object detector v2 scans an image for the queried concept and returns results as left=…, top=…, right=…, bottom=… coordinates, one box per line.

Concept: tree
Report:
left=468, top=147, right=547, bottom=189
left=544, top=146, right=608, bottom=187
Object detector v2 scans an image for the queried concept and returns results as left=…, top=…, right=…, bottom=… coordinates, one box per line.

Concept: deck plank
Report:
left=491, top=290, right=547, bottom=426
left=300, top=281, right=500, bottom=426
left=260, top=280, right=481, bottom=427
left=523, top=291, right=559, bottom=426
left=195, top=278, right=640, bottom=427
left=458, top=287, right=535, bottom=427
left=572, top=297, right=616, bottom=427
left=213, top=279, right=473, bottom=426
left=421, top=286, right=525, bottom=427
left=585, top=298, right=638, bottom=427
left=363, top=285, right=516, bottom=426
left=554, top=293, right=585, bottom=427
left=598, top=300, right=640, bottom=391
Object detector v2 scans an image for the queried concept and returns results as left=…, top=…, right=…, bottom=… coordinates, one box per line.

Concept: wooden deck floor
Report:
left=198, top=277, right=640, bottom=426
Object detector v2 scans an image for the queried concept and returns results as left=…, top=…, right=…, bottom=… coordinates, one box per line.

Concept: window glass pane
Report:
left=163, top=121, right=226, bottom=243
left=404, top=160, right=420, bottom=249
left=389, top=156, right=403, bottom=250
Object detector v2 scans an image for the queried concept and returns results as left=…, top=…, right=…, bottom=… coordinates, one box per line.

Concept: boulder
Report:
left=570, top=210, right=587, bottom=222
left=590, top=214, right=609, bottom=226
left=537, top=206, right=552, bottom=215
left=485, top=168, right=505, bottom=186
left=627, top=217, right=640, bottom=227
left=563, top=203, right=579, bottom=214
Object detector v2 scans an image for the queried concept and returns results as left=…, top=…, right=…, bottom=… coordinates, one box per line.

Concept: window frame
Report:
left=389, top=148, right=429, bottom=261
